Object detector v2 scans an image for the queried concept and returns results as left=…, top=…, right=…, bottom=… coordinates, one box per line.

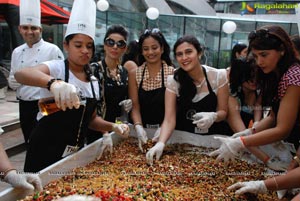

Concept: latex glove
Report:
left=97, top=133, right=113, bottom=160
left=228, top=180, right=267, bottom=195
left=192, top=112, right=217, bottom=130
left=135, top=124, right=148, bottom=152
left=146, top=142, right=165, bottom=165
left=252, top=121, right=259, bottom=129
left=0, top=126, right=3, bottom=135
left=266, top=156, right=289, bottom=171
left=209, top=137, right=245, bottom=162
left=55, top=195, right=101, bottom=201
left=4, top=170, right=42, bottom=191
left=118, top=99, right=132, bottom=113
left=8, top=75, right=21, bottom=90
left=277, top=190, right=287, bottom=199
left=152, top=127, right=161, bottom=142
left=232, top=129, right=252, bottom=138
left=112, top=123, right=129, bottom=138
left=50, top=81, right=80, bottom=111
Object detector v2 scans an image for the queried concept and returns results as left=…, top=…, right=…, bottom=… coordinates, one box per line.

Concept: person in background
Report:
left=146, top=35, right=229, bottom=165
left=291, top=34, right=300, bottom=59
left=122, top=39, right=139, bottom=72
left=14, top=0, right=129, bottom=172
left=8, top=0, right=64, bottom=145
left=210, top=25, right=300, bottom=173
left=0, top=142, right=42, bottom=191
left=0, top=69, right=7, bottom=100
left=87, top=24, right=132, bottom=150
left=128, top=28, right=174, bottom=152
left=226, top=43, right=248, bottom=77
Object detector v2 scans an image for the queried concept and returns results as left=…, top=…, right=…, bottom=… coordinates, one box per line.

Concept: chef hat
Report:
left=64, top=0, right=96, bottom=41
left=19, top=0, right=41, bottom=27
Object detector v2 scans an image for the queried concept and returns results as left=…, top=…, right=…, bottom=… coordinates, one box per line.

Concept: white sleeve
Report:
left=217, top=68, right=228, bottom=89
left=166, top=75, right=179, bottom=96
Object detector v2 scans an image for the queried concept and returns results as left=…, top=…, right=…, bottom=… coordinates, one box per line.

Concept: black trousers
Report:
left=19, top=100, right=39, bottom=144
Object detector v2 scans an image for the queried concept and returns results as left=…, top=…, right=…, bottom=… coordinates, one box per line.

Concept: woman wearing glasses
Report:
left=87, top=25, right=132, bottom=156
left=145, top=35, right=229, bottom=165
left=128, top=28, right=174, bottom=152
left=210, top=25, right=300, bottom=199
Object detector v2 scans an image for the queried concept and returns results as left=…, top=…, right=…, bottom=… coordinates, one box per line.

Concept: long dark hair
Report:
left=230, top=43, right=247, bottom=64
left=248, top=25, right=299, bottom=106
left=229, top=58, right=257, bottom=105
left=138, top=29, right=172, bottom=66
left=173, top=35, right=203, bottom=106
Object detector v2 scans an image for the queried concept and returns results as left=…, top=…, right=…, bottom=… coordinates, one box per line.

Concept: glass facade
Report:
left=0, top=0, right=298, bottom=69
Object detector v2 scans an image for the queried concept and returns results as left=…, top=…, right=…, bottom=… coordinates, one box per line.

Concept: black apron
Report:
left=24, top=60, right=98, bottom=172
left=138, top=65, right=165, bottom=128
left=272, top=99, right=300, bottom=150
left=176, top=67, right=227, bottom=135
left=102, top=59, right=128, bottom=123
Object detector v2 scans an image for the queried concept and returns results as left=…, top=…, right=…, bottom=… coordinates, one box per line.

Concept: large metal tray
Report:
left=0, top=128, right=291, bottom=201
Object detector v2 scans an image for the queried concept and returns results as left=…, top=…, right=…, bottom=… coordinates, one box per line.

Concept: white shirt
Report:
left=9, top=39, right=64, bottom=100
left=166, top=65, right=228, bottom=102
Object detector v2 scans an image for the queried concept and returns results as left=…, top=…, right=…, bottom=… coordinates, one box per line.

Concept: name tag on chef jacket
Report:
left=195, top=127, right=208, bottom=134
left=62, top=145, right=79, bottom=157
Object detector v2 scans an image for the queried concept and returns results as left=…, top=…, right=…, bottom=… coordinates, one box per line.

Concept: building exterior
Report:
left=0, top=0, right=299, bottom=68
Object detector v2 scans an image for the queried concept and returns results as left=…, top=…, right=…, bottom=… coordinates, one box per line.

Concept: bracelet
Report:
left=294, top=155, right=300, bottom=166
left=1, top=168, right=16, bottom=179
left=47, top=78, right=61, bottom=90
left=273, top=177, right=279, bottom=190
left=134, top=122, right=142, bottom=128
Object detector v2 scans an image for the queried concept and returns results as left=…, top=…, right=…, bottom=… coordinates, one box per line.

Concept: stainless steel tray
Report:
left=0, top=128, right=291, bottom=201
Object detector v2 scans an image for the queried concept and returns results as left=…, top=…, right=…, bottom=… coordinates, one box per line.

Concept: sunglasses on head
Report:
left=143, top=28, right=161, bottom=35
left=248, top=29, right=270, bottom=41
left=104, top=38, right=127, bottom=49
left=21, top=26, right=39, bottom=31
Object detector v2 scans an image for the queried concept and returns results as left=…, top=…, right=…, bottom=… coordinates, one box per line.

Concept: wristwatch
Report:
left=294, top=155, right=300, bottom=166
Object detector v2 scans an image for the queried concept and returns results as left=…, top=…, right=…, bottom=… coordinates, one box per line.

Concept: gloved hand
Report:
left=4, top=170, right=42, bottom=191
left=228, top=180, right=267, bottom=195
left=152, top=127, right=161, bottom=142
left=135, top=124, right=148, bottom=152
left=112, top=123, right=129, bottom=138
left=146, top=142, right=165, bottom=165
left=232, top=129, right=252, bottom=138
left=277, top=190, right=287, bottom=199
left=97, top=133, right=113, bottom=160
left=118, top=99, right=132, bottom=113
left=192, top=112, right=217, bottom=130
left=209, top=137, right=245, bottom=162
left=50, top=80, right=80, bottom=111
left=8, top=75, right=21, bottom=90
left=266, top=156, right=289, bottom=171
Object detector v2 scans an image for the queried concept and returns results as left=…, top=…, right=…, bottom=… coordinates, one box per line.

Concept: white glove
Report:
left=8, top=75, right=21, bottom=90
left=112, top=123, right=129, bottom=138
left=0, top=126, right=3, bottom=135
left=228, top=180, right=268, bottom=195
left=135, top=124, right=148, bottom=152
left=152, top=127, right=161, bottom=142
left=97, top=133, right=113, bottom=160
left=232, top=129, right=252, bottom=138
left=118, top=99, right=132, bottom=113
left=266, top=156, right=289, bottom=171
left=192, top=112, right=217, bottom=130
left=146, top=142, right=165, bottom=165
left=277, top=190, right=287, bottom=199
left=54, top=195, right=101, bottom=201
left=4, top=170, right=42, bottom=191
left=50, top=81, right=80, bottom=111
left=209, top=137, right=245, bottom=162
left=252, top=121, right=259, bottom=129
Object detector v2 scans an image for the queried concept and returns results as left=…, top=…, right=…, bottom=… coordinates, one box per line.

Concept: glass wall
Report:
left=93, top=11, right=298, bottom=69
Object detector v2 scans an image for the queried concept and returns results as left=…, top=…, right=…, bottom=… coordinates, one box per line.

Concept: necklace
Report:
left=106, top=66, right=122, bottom=86
left=194, top=78, right=205, bottom=88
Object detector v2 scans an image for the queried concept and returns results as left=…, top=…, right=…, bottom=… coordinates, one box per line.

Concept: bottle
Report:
left=38, top=96, right=86, bottom=116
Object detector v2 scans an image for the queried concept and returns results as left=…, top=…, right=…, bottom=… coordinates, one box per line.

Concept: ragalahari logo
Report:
left=240, top=2, right=255, bottom=15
